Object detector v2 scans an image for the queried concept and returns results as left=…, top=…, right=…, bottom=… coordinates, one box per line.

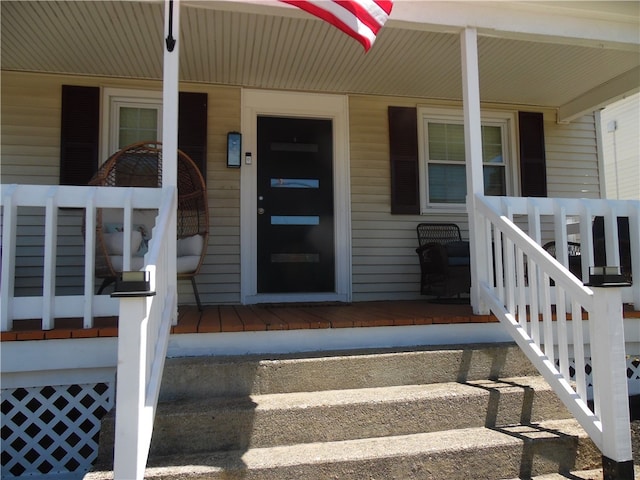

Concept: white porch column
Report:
left=162, top=0, right=179, bottom=323
left=461, top=27, right=487, bottom=314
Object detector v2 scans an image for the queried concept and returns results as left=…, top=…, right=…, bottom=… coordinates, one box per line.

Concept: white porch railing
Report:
left=474, top=194, right=635, bottom=470
left=1, top=183, right=177, bottom=478
left=1, top=184, right=165, bottom=330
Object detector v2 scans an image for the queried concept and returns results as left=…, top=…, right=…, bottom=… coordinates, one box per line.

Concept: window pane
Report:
left=482, top=126, right=503, bottom=164
left=119, top=131, right=139, bottom=148
left=428, top=164, right=466, bottom=203
left=118, top=106, right=158, bottom=148
left=428, top=123, right=465, bottom=162
left=271, top=178, right=320, bottom=188
left=483, top=166, right=506, bottom=196
left=139, top=109, right=158, bottom=129
left=271, top=215, right=320, bottom=225
left=120, top=107, right=138, bottom=128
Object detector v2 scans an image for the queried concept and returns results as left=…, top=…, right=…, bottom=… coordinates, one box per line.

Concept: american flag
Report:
left=281, top=1, right=394, bottom=51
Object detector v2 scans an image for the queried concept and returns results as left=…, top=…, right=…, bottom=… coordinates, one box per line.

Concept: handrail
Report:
left=474, top=194, right=633, bottom=471
left=482, top=196, right=640, bottom=309
left=112, top=186, right=177, bottom=480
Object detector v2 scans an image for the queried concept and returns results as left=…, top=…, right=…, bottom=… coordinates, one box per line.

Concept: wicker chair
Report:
left=87, top=141, right=208, bottom=310
left=415, top=223, right=471, bottom=298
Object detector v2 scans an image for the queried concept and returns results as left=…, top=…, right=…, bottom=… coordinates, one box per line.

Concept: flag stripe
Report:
left=334, top=0, right=390, bottom=34
left=281, top=0, right=393, bottom=51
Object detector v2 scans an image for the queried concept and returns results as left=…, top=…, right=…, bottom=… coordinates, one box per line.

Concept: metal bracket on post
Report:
left=165, top=0, right=176, bottom=51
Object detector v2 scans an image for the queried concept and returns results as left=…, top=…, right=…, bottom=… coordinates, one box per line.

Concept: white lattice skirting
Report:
left=556, top=356, right=640, bottom=396
left=1, top=382, right=114, bottom=479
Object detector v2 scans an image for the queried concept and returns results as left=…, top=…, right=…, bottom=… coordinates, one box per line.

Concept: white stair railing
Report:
left=475, top=194, right=633, bottom=472
left=112, top=186, right=177, bottom=479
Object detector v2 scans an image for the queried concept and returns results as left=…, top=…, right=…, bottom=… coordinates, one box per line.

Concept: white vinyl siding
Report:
left=599, top=93, right=640, bottom=200
left=1, top=71, right=242, bottom=304
left=545, top=112, right=601, bottom=199
left=349, top=95, right=471, bottom=301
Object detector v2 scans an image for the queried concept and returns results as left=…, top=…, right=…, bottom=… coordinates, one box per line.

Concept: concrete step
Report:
left=506, top=466, right=640, bottom=479
left=98, top=376, right=572, bottom=459
left=159, top=343, right=538, bottom=400
left=87, top=419, right=599, bottom=480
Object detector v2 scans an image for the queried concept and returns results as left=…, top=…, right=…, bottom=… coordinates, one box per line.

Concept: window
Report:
left=60, top=86, right=207, bottom=185
left=102, top=88, right=162, bottom=161
left=418, top=108, right=516, bottom=210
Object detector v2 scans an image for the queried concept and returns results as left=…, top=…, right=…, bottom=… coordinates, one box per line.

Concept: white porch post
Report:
left=461, top=27, right=487, bottom=314
left=113, top=298, right=151, bottom=480
left=590, top=287, right=634, bottom=478
left=162, top=0, right=179, bottom=324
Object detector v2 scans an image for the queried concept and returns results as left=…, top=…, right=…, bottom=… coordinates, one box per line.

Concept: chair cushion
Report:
left=108, top=255, right=145, bottom=272
left=103, top=231, right=142, bottom=256
left=177, top=234, right=204, bottom=257
left=177, top=255, right=200, bottom=274
left=108, top=254, right=199, bottom=275
left=445, top=241, right=470, bottom=257
left=445, top=241, right=470, bottom=266
left=448, top=256, right=471, bottom=266
left=104, top=222, right=150, bottom=256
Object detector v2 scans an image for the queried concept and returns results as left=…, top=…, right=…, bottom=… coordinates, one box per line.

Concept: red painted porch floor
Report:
left=2, top=300, right=639, bottom=342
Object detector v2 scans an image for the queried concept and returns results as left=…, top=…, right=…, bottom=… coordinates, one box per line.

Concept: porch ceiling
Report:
left=2, top=1, right=638, bottom=120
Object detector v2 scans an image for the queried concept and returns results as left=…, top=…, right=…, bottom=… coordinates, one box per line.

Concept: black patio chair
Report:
left=593, top=216, right=632, bottom=283
left=542, top=241, right=582, bottom=280
left=416, top=223, right=471, bottom=298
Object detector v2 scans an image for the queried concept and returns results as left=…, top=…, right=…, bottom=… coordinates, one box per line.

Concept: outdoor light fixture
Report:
left=227, top=131, right=242, bottom=168
left=586, top=266, right=631, bottom=287
left=111, top=271, right=155, bottom=297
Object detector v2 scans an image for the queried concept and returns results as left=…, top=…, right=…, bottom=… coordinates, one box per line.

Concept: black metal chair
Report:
left=416, top=223, right=471, bottom=298
left=593, top=216, right=632, bottom=283
left=542, top=241, right=582, bottom=280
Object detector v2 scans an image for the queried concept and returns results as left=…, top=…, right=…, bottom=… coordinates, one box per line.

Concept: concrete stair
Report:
left=88, top=344, right=602, bottom=479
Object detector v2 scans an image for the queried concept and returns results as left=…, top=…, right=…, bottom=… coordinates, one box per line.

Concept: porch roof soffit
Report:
left=1, top=1, right=638, bottom=121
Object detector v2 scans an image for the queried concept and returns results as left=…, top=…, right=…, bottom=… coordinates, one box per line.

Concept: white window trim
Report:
left=101, top=88, right=163, bottom=162
left=417, top=106, right=518, bottom=214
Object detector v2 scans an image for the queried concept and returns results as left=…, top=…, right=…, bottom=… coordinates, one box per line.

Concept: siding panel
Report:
left=545, top=113, right=601, bottom=199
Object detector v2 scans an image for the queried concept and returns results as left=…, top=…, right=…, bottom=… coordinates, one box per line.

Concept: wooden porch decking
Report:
left=3, top=300, right=639, bottom=343
left=1, top=300, right=498, bottom=342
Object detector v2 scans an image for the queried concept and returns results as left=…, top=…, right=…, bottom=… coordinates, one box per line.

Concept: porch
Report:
left=1, top=301, right=496, bottom=342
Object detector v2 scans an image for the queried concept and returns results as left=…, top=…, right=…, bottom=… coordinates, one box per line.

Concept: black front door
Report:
left=257, top=116, right=334, bottom=293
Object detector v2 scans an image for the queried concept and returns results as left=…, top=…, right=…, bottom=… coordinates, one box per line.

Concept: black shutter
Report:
left=388, top=106, right=420, bottom=214
left=59, top=85, right=100, bottom=185
left=518, top=111, right=547, bottom=197
left=178, top=92, right=208, bottom=180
